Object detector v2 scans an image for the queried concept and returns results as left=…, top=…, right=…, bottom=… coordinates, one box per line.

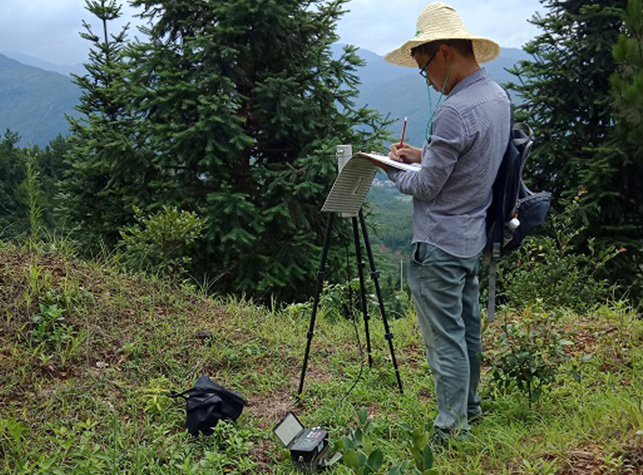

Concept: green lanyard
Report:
left=425, top=65, right=451, bottom=142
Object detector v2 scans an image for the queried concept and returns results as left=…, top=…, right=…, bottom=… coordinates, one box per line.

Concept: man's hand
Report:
left=389, top=143, right=422, bottom=164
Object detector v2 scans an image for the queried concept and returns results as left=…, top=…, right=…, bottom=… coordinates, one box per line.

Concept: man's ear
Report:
left=439, top=43, right=450, bottom=61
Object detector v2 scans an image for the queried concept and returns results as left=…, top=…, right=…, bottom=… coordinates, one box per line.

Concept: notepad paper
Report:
left=358, top=152, right=421, bottom=173
left=321, top=152, right=419, bottom=217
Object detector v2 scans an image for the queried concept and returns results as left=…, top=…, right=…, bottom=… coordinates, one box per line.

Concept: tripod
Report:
left=298, top=209, right=403, bottom=397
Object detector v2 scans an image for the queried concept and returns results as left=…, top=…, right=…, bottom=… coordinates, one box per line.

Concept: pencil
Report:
left=399, top=117, right=408, bottom=148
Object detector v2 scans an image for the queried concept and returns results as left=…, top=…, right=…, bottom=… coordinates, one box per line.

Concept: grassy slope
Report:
left=1, top=242, right=642, bottom=474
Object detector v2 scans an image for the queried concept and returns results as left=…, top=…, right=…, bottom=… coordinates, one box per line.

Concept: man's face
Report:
left=414, top=46, right=450, bottom=94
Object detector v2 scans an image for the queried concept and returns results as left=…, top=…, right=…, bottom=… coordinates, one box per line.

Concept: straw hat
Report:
left=384, top=2, right=500, bottom=67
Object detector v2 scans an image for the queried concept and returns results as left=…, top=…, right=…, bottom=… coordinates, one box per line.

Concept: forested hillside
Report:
left=0, top=55, right=79, bottom=147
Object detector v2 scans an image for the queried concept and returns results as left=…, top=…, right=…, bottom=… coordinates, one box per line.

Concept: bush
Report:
left=118, top=206, right=205, bottom=277
left=496, top=195, right=622, bottom=311
left=486, top=306, right=572, bottom=408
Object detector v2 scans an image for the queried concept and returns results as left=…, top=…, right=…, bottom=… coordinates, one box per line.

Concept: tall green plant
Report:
left=21, top=153, right=43, bottom=245
left=0, top=132, right=70, bottom=240
left=61, top=0, right=389, bottom=301
left=507, top=0, right=643, bottom=300
left=0, top=130, right=26, bottom=236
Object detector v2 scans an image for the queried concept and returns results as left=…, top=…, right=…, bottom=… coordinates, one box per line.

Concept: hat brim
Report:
left=384, top=36, right=500, bottom=67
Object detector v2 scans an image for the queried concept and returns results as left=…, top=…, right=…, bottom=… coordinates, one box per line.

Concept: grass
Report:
left=0, top=240, right=642, bottom=474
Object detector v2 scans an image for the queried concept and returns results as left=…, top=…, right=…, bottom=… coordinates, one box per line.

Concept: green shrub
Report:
left=486, top=306, right=572, bottom=407
left=497, top=195, right=622, bottom=311
left=319, top=278, right=413, bottom=324
left=118, top=206, right=205, bottom=277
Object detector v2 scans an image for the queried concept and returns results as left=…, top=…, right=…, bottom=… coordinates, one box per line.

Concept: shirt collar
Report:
left=448, top=68, right=488, bottom=97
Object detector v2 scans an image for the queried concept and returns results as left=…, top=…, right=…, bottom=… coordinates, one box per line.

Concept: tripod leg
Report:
left=298, top=213, right=335, bottom=398
left=359, top=210, right=404, bottom=393
left=352, top=216, right=373, bottom=368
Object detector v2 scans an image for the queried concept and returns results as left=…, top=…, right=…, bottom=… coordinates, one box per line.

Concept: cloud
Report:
left=336, top=0, right=543, bottom=55
left=0, top=0, right=142, bottom=65
left=0, top=0, right=543, bottom=65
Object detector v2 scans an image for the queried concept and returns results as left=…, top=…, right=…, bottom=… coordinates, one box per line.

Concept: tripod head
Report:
left=336, top=145, right=354, bottom=219
left=336, top=144, right=352, bottom=174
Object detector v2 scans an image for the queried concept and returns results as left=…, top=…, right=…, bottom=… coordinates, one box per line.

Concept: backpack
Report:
left=485, top=97, right=552, bottom=322
left=168, top=375, right=247, bottom=436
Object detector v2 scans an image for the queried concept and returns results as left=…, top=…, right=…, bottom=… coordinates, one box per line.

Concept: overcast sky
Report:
left=0, top=0, right=543, bottom=66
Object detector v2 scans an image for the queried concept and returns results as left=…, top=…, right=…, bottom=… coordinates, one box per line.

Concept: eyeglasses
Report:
left=419, top=50, right=439, bottom=78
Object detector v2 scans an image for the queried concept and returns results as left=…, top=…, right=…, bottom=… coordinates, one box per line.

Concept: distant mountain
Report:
left=1, top=51, right=86, bottom=77
left=0, top=54, right=80, bottom=147
left=0, top=45, right=528, bottom=149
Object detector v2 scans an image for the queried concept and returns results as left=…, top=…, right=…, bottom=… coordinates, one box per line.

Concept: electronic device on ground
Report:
left=273, top=412, right=339, bottom=473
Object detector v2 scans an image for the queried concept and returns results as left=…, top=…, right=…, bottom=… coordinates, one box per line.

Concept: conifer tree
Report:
left=605, top=0, right=643, bottom=296
left=509, top=0, right=643, bottom=299
left=0, top=132, right=70, bottom=236
left=0, top=130, right=26, bottom=235
left=127, top=0, right=388, bottom=299
left=507, top=0, right=626, bottom=200
left=61, top=0, right=153, bottom=250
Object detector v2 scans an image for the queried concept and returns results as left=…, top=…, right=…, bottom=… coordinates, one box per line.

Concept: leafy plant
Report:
left=487, top=306, right=572, bottom=408
left=118, top=206, right=205, bottom=277
left=0, top=417, right=30, bottom=471
left=336, top=408, right=437, bottom=475
left=337, top=407, right=384, bottom=475
left=497, top=195, right=622, bottom=311
left=320, top=279, right=364, bottom=323
left=392, top=424, right=438, bottom=475
left=30, top=302, right=72, bottom=346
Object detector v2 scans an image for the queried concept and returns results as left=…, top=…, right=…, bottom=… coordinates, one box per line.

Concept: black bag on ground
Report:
left=485, top=95, right=552, bottom=321
left=168, top=375, right=247, bottom=436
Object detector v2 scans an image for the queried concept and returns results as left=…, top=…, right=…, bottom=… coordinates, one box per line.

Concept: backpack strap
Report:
left=487, top=242, right=500, bottom=323
left=485, top=89, right=515, bottom=323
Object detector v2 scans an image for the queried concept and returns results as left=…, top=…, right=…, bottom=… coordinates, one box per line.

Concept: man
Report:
left=374, top=3, right=510, bottom=442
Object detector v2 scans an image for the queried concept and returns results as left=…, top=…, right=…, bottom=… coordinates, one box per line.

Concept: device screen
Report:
left=273, top=412, right=304, bottom=448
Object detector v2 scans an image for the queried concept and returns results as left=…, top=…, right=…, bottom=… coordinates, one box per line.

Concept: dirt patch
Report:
left=245, top=388, right=296, bottom=429
left=555, top=449, right=608, bottom=475
left=550, top=440, right=643, bottom=475
left=250, top=437, right=278, bottom=474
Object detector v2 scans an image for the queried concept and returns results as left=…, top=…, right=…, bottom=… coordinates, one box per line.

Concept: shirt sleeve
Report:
left=388, top=105, right=470, bottom=202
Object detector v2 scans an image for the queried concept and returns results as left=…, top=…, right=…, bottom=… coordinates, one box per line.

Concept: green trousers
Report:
left=408, top=242, right=482, bottom=432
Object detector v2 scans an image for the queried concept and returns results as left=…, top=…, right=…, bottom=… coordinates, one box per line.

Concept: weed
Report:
left=0, top=417, right=30, bottom=472
left=519, top=457, right=558, bottom=475
left=20, top=152, right=43, bottom=246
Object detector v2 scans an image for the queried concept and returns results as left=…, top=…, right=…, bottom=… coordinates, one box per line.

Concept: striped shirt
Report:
left=387, top=69, right=511, bottom=258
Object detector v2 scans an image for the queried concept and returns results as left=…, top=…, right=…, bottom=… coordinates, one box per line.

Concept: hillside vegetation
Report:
left=1, top=241, right=642, bottom=474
